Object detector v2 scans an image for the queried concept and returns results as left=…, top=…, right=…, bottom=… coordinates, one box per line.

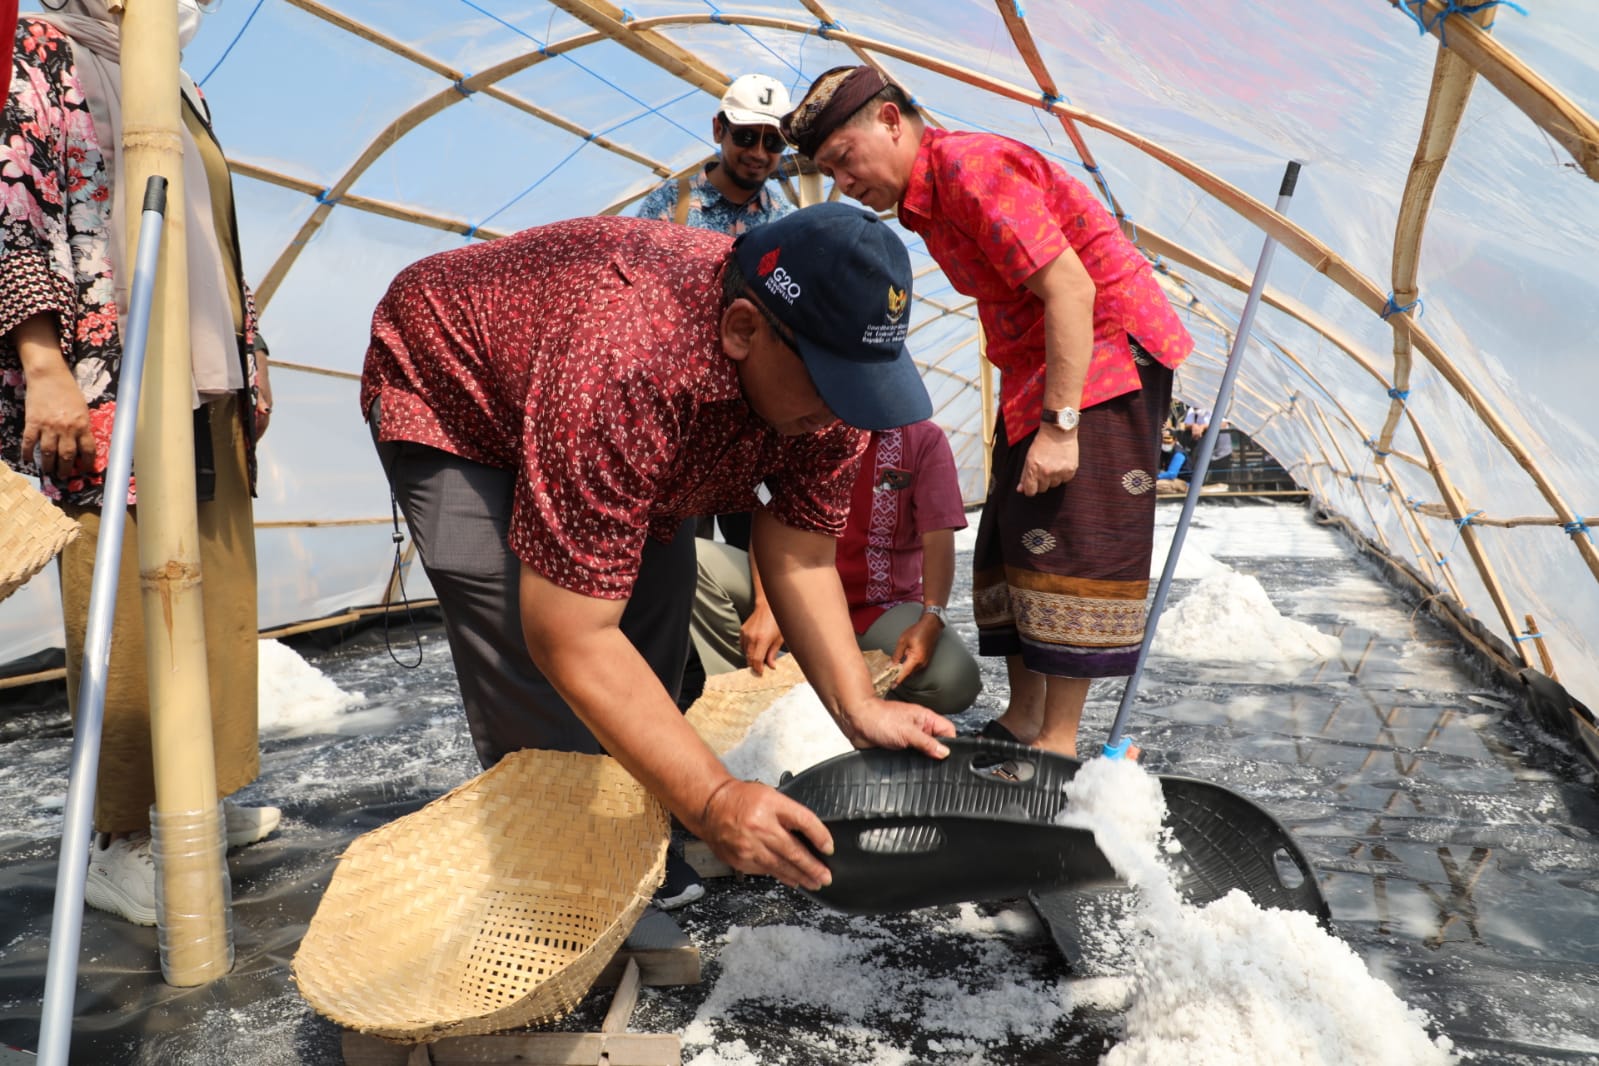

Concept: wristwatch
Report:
left=922, top=604, right=948, bottom=626
left=1040, top=406, right=1081, bottom=430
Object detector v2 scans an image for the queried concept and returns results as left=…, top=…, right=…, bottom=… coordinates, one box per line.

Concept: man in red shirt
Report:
left=360, top=203, right=954, bottom=892
left=693, top=420, right=981, bottom=716
left=784, top=67, right=1193, bottom=759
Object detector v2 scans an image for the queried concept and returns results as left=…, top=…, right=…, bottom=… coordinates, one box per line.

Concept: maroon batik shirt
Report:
left=359, top=217, right=865, bottom=599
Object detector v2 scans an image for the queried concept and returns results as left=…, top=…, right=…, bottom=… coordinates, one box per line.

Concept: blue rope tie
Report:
left=1397, top=1, right=1528, bottom=43
left=1455, top=509, right=1484, bottom=528
left=818, top=20, right=839, bottom=38
left=1380, top=293, right=1424, bottom=319
left=1406, top=495, right=1421, bottom=511
left=1512, top=631, right=1543, bottom=643
left=1042, top=91, right=1062, bottom=109
left=710, top=11, right=726, bottom=24
left=1564, top=520, right=1592, bottom=540
left=463, top=224, right=480, bottom=241
left=453, top=77, right=476, bottom=98
left=314, top=188, right=338, bottom=206
left=621, top=7, right=634, bottom=22
left=1364, top=437, right=1390, bottom=457
left=1013, top=1, right=1027, bottom=18
left=198, top=0, right=268, bottom=86
left=1387, top=387, right=1410, bottom=401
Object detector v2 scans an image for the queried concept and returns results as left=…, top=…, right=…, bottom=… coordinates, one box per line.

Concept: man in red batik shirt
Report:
left=784, top=67, right=1193, bottom=759
left=360, top=203, right=955, bottom=893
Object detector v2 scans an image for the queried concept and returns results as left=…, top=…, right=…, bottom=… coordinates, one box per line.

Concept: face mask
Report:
left=177, top=0, right=204, bottom=49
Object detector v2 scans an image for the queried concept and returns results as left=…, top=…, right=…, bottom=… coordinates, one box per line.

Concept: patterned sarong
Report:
left=973, top=345, right=1172, bottom=678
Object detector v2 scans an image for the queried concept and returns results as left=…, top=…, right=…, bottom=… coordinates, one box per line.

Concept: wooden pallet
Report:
left=341, top=909, right=697, bottom=1066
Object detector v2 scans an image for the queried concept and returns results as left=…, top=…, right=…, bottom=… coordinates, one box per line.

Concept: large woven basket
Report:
left=292, top=749, right=670, bottom=1042
left=0, top=462, right=79, bottom=605
left=293, top=650, right=895, bottom=1043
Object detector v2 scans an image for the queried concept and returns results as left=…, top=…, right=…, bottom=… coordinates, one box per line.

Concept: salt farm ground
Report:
left=1, top=498, right=1596, bottom=1064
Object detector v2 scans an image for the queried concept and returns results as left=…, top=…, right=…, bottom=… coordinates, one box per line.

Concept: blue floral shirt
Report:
left=634, top=162, right=792, bottom=236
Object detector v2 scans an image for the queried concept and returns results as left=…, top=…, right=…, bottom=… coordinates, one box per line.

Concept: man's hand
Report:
left=23, top=360, right=96, bottom=481
left=696, top=779, right=835, bottom=891
left=739, top=600, right=784, bottom=675
left=891, top=614, right=941, bottom=679
left=835, top=695, right=954, bottom=759
left=1018, top=424, right=1078, bottom=496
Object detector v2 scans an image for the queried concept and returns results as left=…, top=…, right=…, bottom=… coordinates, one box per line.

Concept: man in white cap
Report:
left=636, top=73, right=794, bottom=236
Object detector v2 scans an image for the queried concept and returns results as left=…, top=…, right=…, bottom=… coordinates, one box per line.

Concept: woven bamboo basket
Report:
left=292, top=748, right=670, bottom=1042
left=293, top=650, right=894, bottom=1042
left=0, top=462, right=79, bottom=605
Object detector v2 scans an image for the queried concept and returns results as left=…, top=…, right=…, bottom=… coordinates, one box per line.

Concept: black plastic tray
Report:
left=778, top=737, right=1328, bottom=920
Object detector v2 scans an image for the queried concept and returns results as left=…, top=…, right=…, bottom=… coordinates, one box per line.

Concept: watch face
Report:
left=1044, top=407, right=1079, bottom=429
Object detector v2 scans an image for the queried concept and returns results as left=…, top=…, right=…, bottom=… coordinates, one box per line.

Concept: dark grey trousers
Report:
left=374, top=436, right=694, bottom=769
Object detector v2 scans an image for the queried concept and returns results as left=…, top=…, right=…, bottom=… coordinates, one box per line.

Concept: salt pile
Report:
left=257, top=638, right=365, bottom=734
left=721, top=676, right=853, bottom=785
left=1151, top=569, right=1341, bottom=664
left=1061, top=757, right=1457, bottom=1065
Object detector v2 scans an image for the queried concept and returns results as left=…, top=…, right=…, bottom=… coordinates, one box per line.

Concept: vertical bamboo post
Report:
left=120, top=0, right=232, bottom=984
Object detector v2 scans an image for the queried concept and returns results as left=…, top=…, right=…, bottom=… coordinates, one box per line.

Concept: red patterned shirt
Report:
left=360, top=217, right=865, bottom=599
left=835, top=421, right=967, bottom=634
left=897, top=128, right=1193, bottom=444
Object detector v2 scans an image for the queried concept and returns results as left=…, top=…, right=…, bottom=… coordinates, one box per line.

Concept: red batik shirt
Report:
left=360, top=217, right=865, bottom=599
left=835, top=421, right=967, bottom=634
left=897, top=128, right=1193, bottom=444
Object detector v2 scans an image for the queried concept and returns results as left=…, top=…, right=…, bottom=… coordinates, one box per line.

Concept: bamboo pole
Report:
left=256, top=12, right=615, bottom=308
left=1377, top=5, right=1495, bottom=459
left=120, top=0, right=230, bottom=985
left=993, top=0, right=1125, bottom=218
left=1523, top=614, right=1557, bottom=680
left=1383, top=0, right=1599, bottom=180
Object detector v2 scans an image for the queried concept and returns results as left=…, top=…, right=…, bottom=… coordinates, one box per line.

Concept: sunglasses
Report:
left=726, top=126, right=788, bottom=154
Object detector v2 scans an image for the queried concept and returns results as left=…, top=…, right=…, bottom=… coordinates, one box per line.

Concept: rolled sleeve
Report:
left=764, top=423, right=868, bottom=537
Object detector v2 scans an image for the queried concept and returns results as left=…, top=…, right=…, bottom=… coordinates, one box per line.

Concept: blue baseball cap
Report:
left=733, top=203, right=931, bottom=431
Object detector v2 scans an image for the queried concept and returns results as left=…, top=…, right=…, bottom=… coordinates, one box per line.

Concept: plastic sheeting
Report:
left=2, top=1, right=1596, bottom=711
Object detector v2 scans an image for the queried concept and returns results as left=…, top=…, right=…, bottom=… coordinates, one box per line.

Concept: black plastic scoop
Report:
left=778, top=737, right=1329, bottom=921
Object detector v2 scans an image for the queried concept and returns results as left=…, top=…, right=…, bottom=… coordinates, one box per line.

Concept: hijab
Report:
left=30, top=0, right=243, bottom=402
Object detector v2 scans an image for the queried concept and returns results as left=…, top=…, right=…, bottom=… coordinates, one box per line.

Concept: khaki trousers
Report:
left=60, top=396, right=260, bottom=834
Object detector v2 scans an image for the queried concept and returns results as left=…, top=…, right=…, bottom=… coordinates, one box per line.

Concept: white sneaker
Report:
left=223, top=799, right=281, bottom=849
left=84, top=833, right=157, bottom=926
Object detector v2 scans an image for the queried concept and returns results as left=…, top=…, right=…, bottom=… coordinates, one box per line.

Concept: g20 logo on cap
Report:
left=886, top=285, right=908, bottom=323
left=764, top=267, right=802, bottom=305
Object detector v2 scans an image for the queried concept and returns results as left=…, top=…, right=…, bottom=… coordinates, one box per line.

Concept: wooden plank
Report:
left=593, top=943, right=699, bottom=988
left=344, top=1030, right=679, bottom=1065
left=682, top=840, right=734, bottom=880
left=601, top=958, right=642, bottom=1034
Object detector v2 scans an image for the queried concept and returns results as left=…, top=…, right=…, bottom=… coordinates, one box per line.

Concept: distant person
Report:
left=693, top=420, right=982, bottom=716
left=1156, top=423, right=1188, bottom=494
left=783, top=65, right=1194, bottom=759
left=635, top=73, right=794, bottom=240
left=359, top=204, right=954, bottom=896
left=1182, top=405, right=1232, bottom=484
left=1, top=0, right=279, bottom=926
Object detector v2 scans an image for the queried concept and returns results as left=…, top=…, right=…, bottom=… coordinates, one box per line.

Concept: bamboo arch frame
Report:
left=228, top=2, right=1597, bottom=664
